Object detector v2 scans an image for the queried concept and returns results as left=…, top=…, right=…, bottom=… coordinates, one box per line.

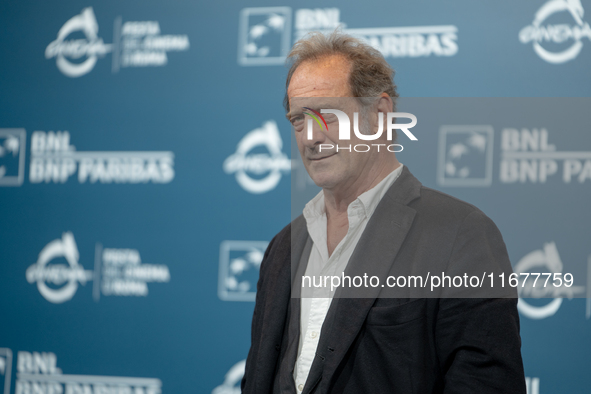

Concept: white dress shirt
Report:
left=293, top=164, right=404, bottom=392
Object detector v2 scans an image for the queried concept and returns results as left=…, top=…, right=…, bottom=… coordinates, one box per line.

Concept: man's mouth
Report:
left=309, top=153, right=336, bottom=161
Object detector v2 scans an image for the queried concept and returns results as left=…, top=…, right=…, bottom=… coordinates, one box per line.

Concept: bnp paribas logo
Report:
left=437, top=126, right=494, bottom=187
left=0, top=348, right=12, bottom=394
left=0, top=129, right=26, bottom=187
left=238, top=7, right=459, bottom=66
left=237, top=7, right=292, bottom=66
left=218, top=241, right=267, bottom=301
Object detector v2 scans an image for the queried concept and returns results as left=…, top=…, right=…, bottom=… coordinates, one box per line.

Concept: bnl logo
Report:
left=0, top=129, right=26, bottom=186
left=238, top=7, right=291, bottom=65
left=0, top=348, right=12, bottom=394
left=218, top=241, right=267, bottom=301
left=438, top=126, right=494, bottom=187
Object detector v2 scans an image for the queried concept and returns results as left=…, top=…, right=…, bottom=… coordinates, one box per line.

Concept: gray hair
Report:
left=283, top=30, right=398, bottom=113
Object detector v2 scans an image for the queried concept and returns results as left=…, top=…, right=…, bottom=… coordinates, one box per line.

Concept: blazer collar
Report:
left=301, top=165, right=422, bottom=394
left=255, top=215, right=308, bottom=394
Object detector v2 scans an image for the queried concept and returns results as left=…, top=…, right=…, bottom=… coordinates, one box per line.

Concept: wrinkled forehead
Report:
left=286, top=56, right=352, bottom=106
left=288, top=97, right=359, bottom=118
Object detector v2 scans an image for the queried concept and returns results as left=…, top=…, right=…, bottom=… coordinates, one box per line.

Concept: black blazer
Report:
left=242, top=166, right=526, bottom=394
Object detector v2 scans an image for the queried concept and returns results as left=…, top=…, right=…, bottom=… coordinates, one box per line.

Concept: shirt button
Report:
left=298, top=383, right=304, bottom=391
left=310, top=331, right=318, bottom=338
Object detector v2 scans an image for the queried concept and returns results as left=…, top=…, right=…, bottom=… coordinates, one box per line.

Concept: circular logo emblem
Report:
left=224, top=121, right=291, bottom=194
left=519, top=0, right=591, bottom=64
left=45, top=7, right=112, bottom=77
left=514, top=243, right=563, bottom=319
left=26, top=232, right=93, bottom=303
left=212, top=360, right=245, bottom=394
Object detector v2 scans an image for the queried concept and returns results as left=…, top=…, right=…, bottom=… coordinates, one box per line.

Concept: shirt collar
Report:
left=357, top=163, right=404, bottom=219
left=303, top=164, right=404, bottom=223
left=303, top=189, right=325, bottom=224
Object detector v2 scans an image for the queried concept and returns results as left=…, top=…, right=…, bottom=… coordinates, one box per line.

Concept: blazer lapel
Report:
left=254, top=216, right=309, bottom=393
left=302, top=166, right=422, bottom=393
left=278, top=235, right=313, bottom=393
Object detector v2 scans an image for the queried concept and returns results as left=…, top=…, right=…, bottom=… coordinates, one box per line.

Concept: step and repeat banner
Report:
left=1, top=0, right=590, bottom=393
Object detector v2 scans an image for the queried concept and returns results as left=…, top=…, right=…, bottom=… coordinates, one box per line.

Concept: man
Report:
left=242, top=31, right=525, bottom=394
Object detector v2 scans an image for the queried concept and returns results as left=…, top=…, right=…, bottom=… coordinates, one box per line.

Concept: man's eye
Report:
left=290, top=116, right=304, bottom=130
left=323, top=114, right=338, bottom=123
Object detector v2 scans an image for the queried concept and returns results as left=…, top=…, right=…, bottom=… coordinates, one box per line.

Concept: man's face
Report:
left=287, top=56, right=377, bottom=191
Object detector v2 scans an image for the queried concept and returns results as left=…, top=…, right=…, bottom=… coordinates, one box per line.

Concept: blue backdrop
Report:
left=1, top=1, right=590, bottom=393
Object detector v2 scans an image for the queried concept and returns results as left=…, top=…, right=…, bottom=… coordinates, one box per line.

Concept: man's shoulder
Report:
left=415, top=185, right=482, bottom=217
left=410, top=186, right=505, bottom=251
left=256, top=221, right=293, bottom=281
left=269, top=214, right=306, bottom=240
left=408, top=185, right=486, bottom=221
left=387, top=166, right=489, bottom=225
left=268, top=215, right=303, bottom=244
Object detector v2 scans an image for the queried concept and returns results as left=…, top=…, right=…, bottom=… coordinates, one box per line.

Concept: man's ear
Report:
left=376, top=93, right=393, bottom=113
left=374, top=93, right=393, bottom=134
